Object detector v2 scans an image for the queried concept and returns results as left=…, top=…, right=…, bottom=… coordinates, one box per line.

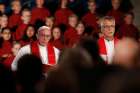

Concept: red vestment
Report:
left=98, top=37, right=118, bottom=64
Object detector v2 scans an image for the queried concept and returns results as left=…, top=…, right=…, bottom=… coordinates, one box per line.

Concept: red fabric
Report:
left=47, top=43, right=56, bottom=65
left=8, top=13, right=21, bottom=28
left=68, top=34, right=81, bottom=47
left=98, top=37, right=118, bottom=63
left=3, top=55, right=15, bottom=69
left=82, top=12, right=99, bottom=32
left=14, top=23, right=28, bottom=40
left=0, top=41, right=12, bottom=57
left=107, top=9, right=124, bottom=26
left=20, top=39, right=34, bottom=46
left=64, top=26, right=77, bottom=47
left=55, top=8, right=73, bottom=26
left=116, top=24, right=139, bottom=40
left=51, top=39, right=64, bottom=50
left=31, top=7, right=50, bottom=24
left=30, top=41, right=56, bottom=65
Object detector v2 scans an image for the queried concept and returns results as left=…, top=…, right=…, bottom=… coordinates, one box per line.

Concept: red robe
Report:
left=55, top=8, right=73, bottom=26
left=82, top=12, right=99, bottom=32
left=116, top=24, right=139, bottom=41
left=0, top=41, right=12, bottom=57
left=64, top=26, right=77, bottom=47
left=51, top=39, right=65, bottom=50
left=98, top=37, right=118, bottom=64
left=107, top=9, right=124, bottom=26
left=3, top=55, right=15, bottom=69
left=8, top=13, right=21, bottom=28
left=31, top=7, right=50, bottom=24
left=14, top=23, right=28, bottom=40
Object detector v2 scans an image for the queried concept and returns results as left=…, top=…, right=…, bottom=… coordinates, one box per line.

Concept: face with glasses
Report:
left=37, top=28, right=51, bottom=46
left=101, top=19, right=115, bottom=39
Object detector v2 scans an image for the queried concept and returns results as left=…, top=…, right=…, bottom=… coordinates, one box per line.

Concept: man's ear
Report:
left=36, top=33, right=38, bottom=39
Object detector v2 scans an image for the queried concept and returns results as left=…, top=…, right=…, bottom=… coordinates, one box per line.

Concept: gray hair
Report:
left=100, top=16, right=115, bottom=27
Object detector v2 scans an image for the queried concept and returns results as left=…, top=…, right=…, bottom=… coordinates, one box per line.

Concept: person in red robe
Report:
left=82, top=0, right=99, bottom=33
left=3, top=41, right=21, bottom=69
left=116, top=12, right=140, bottom=41
left=107, top=0, right=124, bottom=27
left=0, top=27, right=12, bottom=62
left=54, top=0, right=73, bottom=26
left=14, top=8, right=31, bottom=40
left=64, top=14, right=78, bottom=47
left=30, top=0, right=50, bottom=24
left=8, top=0, right=22, bottom=29
left=50, top=26, right=65, bottom=50
left=20, top=24, right=37, bottom=46
left=69, top=21, right=85, bottom=47
left=98, top=16, right=118, bottom=64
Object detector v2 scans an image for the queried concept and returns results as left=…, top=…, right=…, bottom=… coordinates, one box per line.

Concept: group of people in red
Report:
left=0, top=0, right=139, bottom=72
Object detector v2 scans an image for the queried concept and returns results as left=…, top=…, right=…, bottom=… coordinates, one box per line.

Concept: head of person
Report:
left=36, top=0, right=45, bottom=8
left=12, top=41, right=21, bottom=56
left=100, top=16, right=115, bottom=40
left=37, top=26, right=52, bottom=46
left=0, top=3, right=5, bottom=14
left=88, top=0, right=96, bottom=13
left=68, top=14, right=78, bottom=28
left=26, top=25, right=36, bottom=38
left=11, top=0, right=21, bottom=14
left=76, top=21, right=85, bottom=35
left=124, top=12, right=134, bottom=25
left=52, top=26, right=61, bottom=40
left=21, top=8, right=31, bottom=24
left=1, top=27, right=11, bottom=41
left=0, top=14, right=8, bottom=28
left=113, top=37, right=140, bottom=69
left=60, top=0, right=68, bottom=8
left=45, top=16, right=54, bottom=29
left=111, top=0, right=121, bottom=10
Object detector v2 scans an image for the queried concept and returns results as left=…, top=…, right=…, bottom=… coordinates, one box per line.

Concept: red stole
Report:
left=30, top=41, right=56, bottom=65
left=98, top=37, right=118, bottom=63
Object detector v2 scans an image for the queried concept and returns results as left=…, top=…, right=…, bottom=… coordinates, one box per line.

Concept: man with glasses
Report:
left=11, top=26, right=60, bottom=71
left=98, top=16, right=118, bottom=64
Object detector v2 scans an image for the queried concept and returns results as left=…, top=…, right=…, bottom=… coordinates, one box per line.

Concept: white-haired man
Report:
left=11, top=26, right=60, bottom=71
left=98, top=16, right=118, bottom=64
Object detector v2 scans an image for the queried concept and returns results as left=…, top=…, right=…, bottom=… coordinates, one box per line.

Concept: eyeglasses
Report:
left=39, top=34, right=51, bottom=38
left=102, top=25, right=115, bottom=29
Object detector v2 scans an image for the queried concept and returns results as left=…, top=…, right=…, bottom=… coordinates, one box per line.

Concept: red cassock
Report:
left=51, top=39, right=65, bottom=50
left=8, top=13, right=22, bottom=28
left=55, top=8, right=73, bottom=26
left=0, top=41, right=12, bottom=57
left=31, top=41, right=56, bottom=73
left=82, top=12, right=99, bottom=32
left=98, top=37, right=118, bottom=64
left=116, top=24, right=139, bottom=41
left=64, top=26, right=77, bottom=47
left=107, top=9, right=124, bottom=26
left=14, top=23, right=28, bottom=40
left=31, top=7, right=50, bottom=24
left=3, top=55, right=15, bottom=69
